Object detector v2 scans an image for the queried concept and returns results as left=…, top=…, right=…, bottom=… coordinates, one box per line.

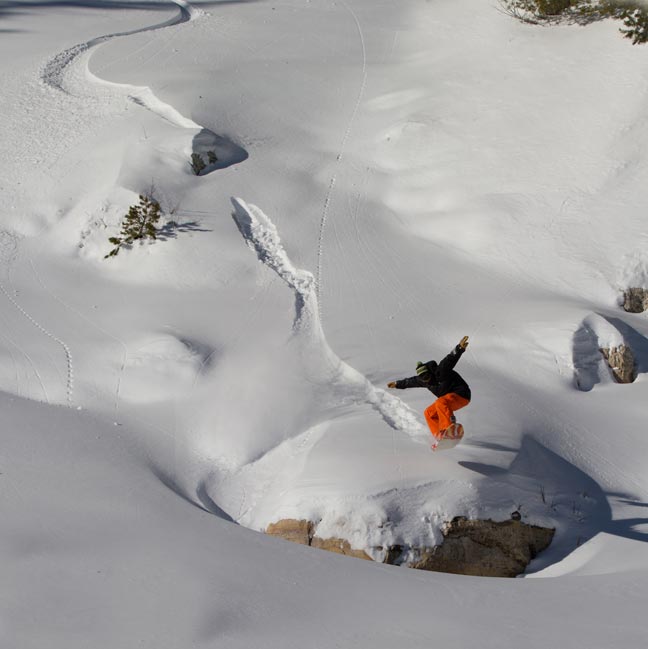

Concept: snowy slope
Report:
left=1, top=0, right=648, bottom=646
left=3, top=391, right=648, bottom=648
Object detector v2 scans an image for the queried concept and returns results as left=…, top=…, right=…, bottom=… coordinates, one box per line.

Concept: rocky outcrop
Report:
left=266, top=519, right=314, bottom=545
left=311, top=537, right=372, bottom=560
left=266, top=515, right=554, bottom=577
left=600, top=345, right=637, bottom=383
left=407, top=516, right=554, bottom=578
left=266, top=519, right=371, bottom=560
left=623, top=288, right=648, bottom=313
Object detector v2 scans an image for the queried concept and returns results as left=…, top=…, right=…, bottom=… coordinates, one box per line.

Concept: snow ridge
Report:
left=231, top=198, right=425, bottom=439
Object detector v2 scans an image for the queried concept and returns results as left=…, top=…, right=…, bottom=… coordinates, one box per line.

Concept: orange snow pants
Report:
left=424, top=393, right=470, bottom=439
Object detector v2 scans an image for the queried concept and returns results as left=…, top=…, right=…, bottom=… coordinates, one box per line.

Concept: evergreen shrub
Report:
left=500, top=0, right=648, bottom=42
left=105, top=195, right=162, bottom=259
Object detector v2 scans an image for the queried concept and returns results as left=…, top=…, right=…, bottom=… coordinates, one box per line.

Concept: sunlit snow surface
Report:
left=1, top=0, right=648, bottom=646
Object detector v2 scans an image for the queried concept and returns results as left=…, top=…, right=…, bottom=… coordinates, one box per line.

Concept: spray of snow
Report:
left=231, top=197, right=426, bottom=440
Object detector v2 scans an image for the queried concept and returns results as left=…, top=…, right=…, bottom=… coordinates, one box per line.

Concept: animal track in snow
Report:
left=0, top=273, right=74, bottom=406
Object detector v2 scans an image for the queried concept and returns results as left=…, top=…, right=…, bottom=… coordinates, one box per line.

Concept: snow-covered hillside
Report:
left=1, top=0, right=648, bottom=646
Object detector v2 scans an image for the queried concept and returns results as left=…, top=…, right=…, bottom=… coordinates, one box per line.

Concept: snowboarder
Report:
left=387, top=336, right=471, bottom=442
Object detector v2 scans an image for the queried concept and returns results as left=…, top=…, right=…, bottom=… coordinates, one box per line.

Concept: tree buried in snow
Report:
left=105, top=195, right=161, bottom=258
left=190, top=151, right=218, bottom=175
left=190, top=153, right=206, bottom=175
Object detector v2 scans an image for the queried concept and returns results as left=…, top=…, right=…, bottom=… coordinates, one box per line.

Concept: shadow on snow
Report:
left=461, top=435, right=648, bottom=573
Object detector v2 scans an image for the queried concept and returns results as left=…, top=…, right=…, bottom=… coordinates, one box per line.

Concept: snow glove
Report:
left=459, top=336, right=469, bottom=351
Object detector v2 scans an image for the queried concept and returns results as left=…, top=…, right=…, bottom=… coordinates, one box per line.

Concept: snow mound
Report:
left=572, top=314, right=624, bottom=391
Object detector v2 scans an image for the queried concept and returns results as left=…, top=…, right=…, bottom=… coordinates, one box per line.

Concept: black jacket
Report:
left=394, top=345, right=471, bottom=400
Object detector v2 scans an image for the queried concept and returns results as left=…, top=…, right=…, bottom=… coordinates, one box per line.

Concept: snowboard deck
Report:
left=432, top=422, right=464, bottom=451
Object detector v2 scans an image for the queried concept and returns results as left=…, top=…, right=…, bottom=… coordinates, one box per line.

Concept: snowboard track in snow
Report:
left=232, top=197, right=426, bottom=440
left=41, top=0, right=195, bottom=93
left=39, top=0, right=218, bottom=140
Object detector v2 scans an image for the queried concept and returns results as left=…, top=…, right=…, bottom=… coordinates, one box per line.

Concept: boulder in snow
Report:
left=408, top=516, right=555, bottom=578
left=600, top=345, right=637, bottom=384
left=267, top=516, right=554, bottom=577
left=266, top=519, right=314, bottom=545
left=622, top=288, right=648, bottom=314
left=311, top=537, right=373, bottom=561
left=266, top=519, right=372, bottom=560
left=573, top=314, right=637, bottom=388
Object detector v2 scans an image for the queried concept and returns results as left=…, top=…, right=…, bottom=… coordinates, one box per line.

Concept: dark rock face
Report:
left=600, top=345, right=637, bottom=384
left=623, top=288, right=648, bottom=313
left=407, top=517, right=555, bottom=578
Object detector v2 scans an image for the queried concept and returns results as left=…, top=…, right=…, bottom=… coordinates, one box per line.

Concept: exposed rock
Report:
left=384, top=544, right=404, bottom=565
left=622, top=288, right=648, bottom=313
left=266, top=519, right=313, bottom=545
left=311, top=536, right=372, bottom=561
left=407, top=516, right=555, bottom=578
left=266, top=518, right=371, bottom=559
left=266, top=516, right=554, bottom=577
left=600, top=345, right=637, bottom=383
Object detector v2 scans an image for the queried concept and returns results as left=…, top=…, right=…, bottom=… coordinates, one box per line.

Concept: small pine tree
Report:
left=614, top=3, right=648, bottom=44
left=207, top=150, right=218, bottom=164
left=105, top=195, right=161, bottom=258
left=190, top=153, right=206, bottom=175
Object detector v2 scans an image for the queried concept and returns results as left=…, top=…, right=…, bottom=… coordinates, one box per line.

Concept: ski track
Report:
left=315, top=0, right=368, bottom=314
left=232, top=198, right=426, bottom=440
